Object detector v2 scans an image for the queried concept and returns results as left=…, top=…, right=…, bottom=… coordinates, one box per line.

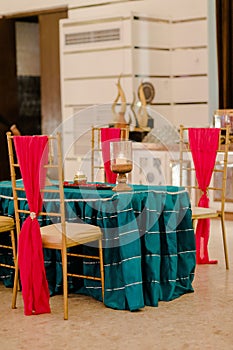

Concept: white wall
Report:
left=0, top=0, right=67, bottom=15
left=0, top=0, right=215, bottom=127
left=59, top=1, right=210, bottom=126
left=207, top=0, right=218, bottom=119
left=69, top=0, right=207, bottom=20
left=0, top=0, right=206, bottom=19
left=58, top=1, right=211, bottom=180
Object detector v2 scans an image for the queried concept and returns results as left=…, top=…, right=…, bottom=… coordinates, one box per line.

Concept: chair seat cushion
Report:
left=41, top=222, right=102, bottom=248
left=192, top=206, right=217, bottom=218
left=0, top=216, right=15, bottom=232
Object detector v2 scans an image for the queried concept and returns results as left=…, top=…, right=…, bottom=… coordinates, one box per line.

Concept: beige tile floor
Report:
left=0, top=220, right=233, bottom=350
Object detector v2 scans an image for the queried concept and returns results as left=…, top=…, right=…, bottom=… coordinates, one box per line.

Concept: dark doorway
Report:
left=0, top=8, right=67, bottom=180
left=15, top=16, right=41, bottom=135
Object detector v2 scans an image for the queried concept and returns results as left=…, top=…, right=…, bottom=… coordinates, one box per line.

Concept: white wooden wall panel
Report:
left=63, top=48, right=132, bottom=78
left=63, top=77, right=133, bottom=105
left=172, top=76, right=208, bottom=103
left=76, top=0, right=133, bottom=5
left=63, top=104, right=114, bottom=179
left=0, top=0, right=207, bottom=23
left=171, top=48, right=207, bottom=75
left=68, top=1, right=207, bottom=22
left=133, top=20, right=171, bottom=48
left=173, top=104, right=209, bottom=127
left=133, top=49, right=171, bottom=76
left=134, top=77, right=171, bottom=103
left=61, top=18, right=132, bottom=52
left=63, top=106, right=75, bottom=120
left=62, top=105, right=92, bottom=123
left=60, top=112, right=76, bottom=161
left=60, top=7, right=209, bottom=130
left=69, top=3, right=149, bottom=21
left=172, top=20, right=208, bottom=48
left=168, top=0, right=207, bottom=20
left=62, top=104, right=107, bottom=157
left=151, top=106, right=173, bottom=122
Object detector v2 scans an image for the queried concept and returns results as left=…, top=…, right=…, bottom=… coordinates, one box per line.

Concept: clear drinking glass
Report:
left=110, top=140, right=133, bottom=191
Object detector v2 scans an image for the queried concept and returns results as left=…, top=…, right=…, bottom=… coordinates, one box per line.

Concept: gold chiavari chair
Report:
left=179, top=125, right=230, bottom=269
left=7, top=132, right=104, bottom=319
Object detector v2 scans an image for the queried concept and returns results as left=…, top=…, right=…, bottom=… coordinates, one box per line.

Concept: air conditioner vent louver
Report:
left=65, top=28, right=120, bottom=45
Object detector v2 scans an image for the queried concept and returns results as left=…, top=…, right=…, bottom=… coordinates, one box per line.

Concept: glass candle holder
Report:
left=110, top=140, right=133, bottom=191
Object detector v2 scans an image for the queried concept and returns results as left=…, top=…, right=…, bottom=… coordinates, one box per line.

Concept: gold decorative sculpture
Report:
left=137, top=81, right=149, bottom=129
left=111, top=75, right=127, bottom=128
left=130, top=92, right=139, bottom=128
left=111, top=77, right=155, bottom=141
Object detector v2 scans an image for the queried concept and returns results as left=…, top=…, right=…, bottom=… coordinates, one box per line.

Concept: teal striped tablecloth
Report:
left=0, top=180, right=196, bottom=311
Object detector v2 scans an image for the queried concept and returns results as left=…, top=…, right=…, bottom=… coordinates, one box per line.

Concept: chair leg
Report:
left=61, top=249, right=68, bottom=320
left=192, top=218, right=197, bottom=230
left=8, top=228, right=20, bottom=308
left=9, top=229, right=20, bottom=291
left=98, top=239, right=104, bottom=303
left=220, top=216, right=229, bottom=269
left=12, top=254, right=19, bottom=309
left=10, top=229, right=17, bottom=267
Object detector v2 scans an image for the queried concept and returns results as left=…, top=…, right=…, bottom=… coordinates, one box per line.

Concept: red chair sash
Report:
left=188, top=128, right=220, bottom=264
left=100, top=128, right=121, bottom=183
left=14, top=136, right=51, bottom=315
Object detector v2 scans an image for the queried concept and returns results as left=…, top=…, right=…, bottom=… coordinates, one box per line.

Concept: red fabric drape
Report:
left=188, top=128, right=220, bottom=264
left=100, top=128, right=121, bottom=183
left=14, top=136, right=51, bottom=315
